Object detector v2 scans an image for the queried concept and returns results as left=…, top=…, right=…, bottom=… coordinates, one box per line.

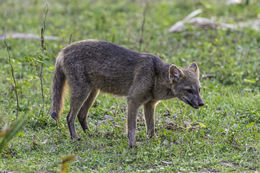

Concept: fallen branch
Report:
left=226, top=0, right=242, bottom=5
left=169, top=9, right=260, bottom=33
left=0, top=33, right=59, bottom=41
left=168, top=9, right=202, bottom=33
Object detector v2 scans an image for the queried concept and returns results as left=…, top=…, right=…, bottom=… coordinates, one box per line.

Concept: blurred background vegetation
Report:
left=0, top=0, right=259, bottom=172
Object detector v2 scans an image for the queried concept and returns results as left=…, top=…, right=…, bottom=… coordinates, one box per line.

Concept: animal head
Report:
left=169, top=62, right=204, bottom=109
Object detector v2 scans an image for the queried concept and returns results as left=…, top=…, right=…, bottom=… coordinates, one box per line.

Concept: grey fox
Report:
left=50, top=39, right=204, bottom=147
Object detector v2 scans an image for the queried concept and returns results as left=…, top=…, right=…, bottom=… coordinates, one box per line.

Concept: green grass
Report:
left=0, top=0, right=259, bottom=172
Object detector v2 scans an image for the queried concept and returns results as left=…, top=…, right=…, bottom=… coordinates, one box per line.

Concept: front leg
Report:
left=143, top=101, right=157, bottom=138
left=126, top=64, right=154, bottom=147
left=127, top=98, right=141, bottom=148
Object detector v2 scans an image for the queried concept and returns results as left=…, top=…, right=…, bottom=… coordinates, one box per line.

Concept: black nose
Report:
left=198, top=102, right=204, bottom=107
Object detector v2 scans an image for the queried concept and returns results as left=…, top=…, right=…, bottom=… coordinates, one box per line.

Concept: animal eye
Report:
left=199, top=88, right=201, bottom=92
left=187, top=89, right=193, bottom=94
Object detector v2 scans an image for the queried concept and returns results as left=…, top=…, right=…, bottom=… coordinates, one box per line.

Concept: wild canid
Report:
left=50, top=39, right=204, bottom=147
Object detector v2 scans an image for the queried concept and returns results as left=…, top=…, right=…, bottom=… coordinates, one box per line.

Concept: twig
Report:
left=4, top=39, right=19, bottom=118
left=39, top=1, right=48, bottom=115
left=138, top=1, right=149, bottom=52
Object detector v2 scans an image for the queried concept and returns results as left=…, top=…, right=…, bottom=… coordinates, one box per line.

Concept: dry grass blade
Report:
left=0, top=117, right=27, bottom=152
left=61, top=155, right=76, bottom=173
left=0, top=128, right=11, bottom=137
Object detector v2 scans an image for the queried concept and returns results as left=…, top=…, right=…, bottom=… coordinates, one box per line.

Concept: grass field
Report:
left=0, top=0, right=259, bottom=172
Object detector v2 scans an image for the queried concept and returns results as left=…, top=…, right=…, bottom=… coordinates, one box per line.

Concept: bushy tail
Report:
left=50, top=52, right=66, bottom=121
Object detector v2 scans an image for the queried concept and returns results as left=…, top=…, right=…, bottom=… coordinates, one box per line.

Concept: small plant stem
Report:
left=4, top=39, right=19, bottom=118
left=68, top=34, right=72, bottom=45
left=40, top=28, right=45, bottom=114
left=138, top=1, right=148, bottom=52
left=39, top=2, right=48, bottom=115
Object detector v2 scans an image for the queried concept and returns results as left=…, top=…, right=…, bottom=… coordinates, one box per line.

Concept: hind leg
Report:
left=77, top=89, right=99, bottom=132
left=67, top=86, right=92, bottom=140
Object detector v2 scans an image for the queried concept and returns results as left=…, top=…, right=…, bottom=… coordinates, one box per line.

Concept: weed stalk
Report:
left=39, top=2, right=48, bottom=115
left=138, top=1, right=149, bottom=52
left=4, top=39, right=19, bottom=118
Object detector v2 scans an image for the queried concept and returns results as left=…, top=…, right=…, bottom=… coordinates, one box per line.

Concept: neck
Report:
left=152, top=58, right=176, bottom=100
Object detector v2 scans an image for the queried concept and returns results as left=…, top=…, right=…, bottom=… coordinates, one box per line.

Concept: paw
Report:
left=83, top=125, right=90, bottom=132
left=71, top=137, right=81, bottom=141
left=51, top=112, right=58, bottom=121
left=147, top=132, right=156, bottom=139
left=128, top=134, right=136, bottom=148
left=129, top=143, right=137, bottom=148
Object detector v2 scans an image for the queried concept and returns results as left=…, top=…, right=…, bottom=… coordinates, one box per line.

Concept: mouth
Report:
left=182, top=98, right=199, bottom=109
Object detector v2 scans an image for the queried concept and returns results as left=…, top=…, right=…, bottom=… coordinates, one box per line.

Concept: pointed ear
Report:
left=189, top=62, right=199, bottom=77
left=169, top=65, right=184, bottom=82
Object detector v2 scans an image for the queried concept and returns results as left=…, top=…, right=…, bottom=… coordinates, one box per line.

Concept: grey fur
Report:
left=50, top=39, right=204, bottom=147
